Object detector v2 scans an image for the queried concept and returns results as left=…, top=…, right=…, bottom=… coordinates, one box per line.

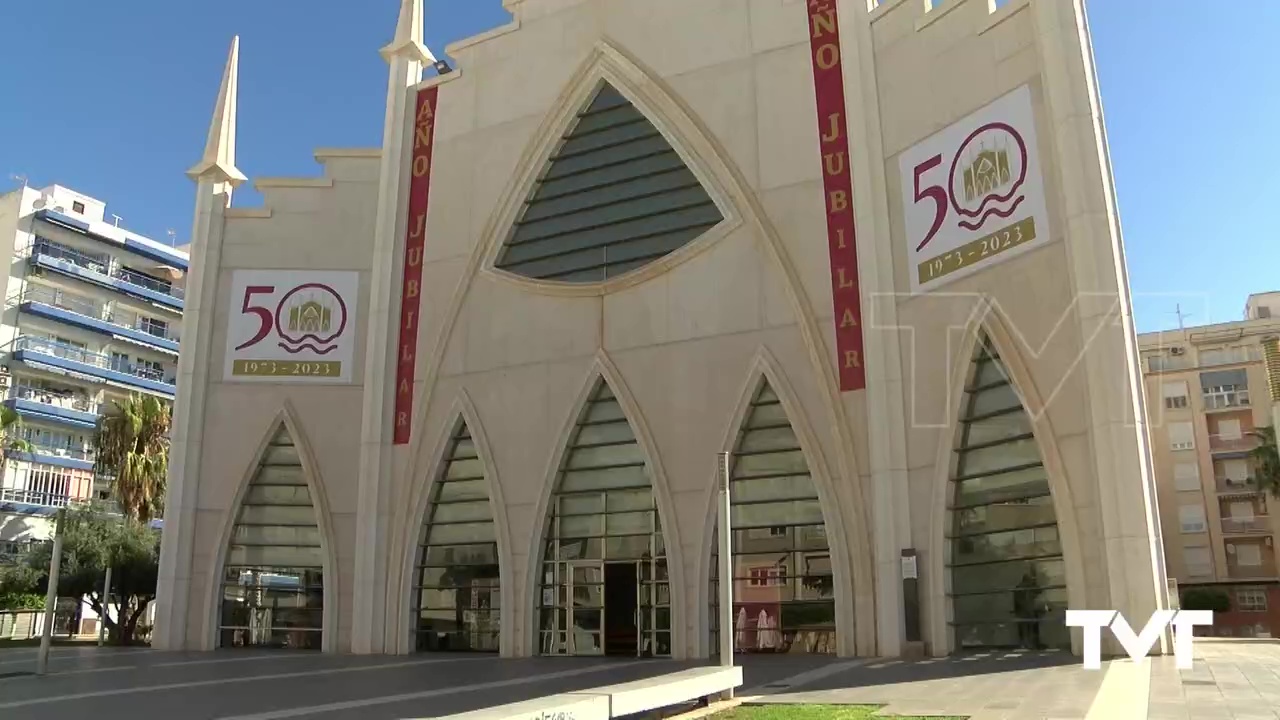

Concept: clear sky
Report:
left=0, top=1, right=1275, bottom=333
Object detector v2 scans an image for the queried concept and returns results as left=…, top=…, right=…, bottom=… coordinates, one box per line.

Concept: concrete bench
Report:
left=431, top=665, right=743, bottom=720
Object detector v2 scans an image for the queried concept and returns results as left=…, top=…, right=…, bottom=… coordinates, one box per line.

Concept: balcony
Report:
left=1220, top=516, right=1272, bottom=534
left=3, top=386, right=101, bottom=429
left=28, top=238, right=184, bottom=311
left=1209, top=433, right=1257, bottom=453
left=34, top=208, right=189, bottom=271
left=12, top=336, right=175, bottom=398
left=0, top=487, right=74, bottom=511
left=1227, top=562, right=1279, bottom=580
left=12, top=443, right=95, bottom=472
left=19, top=285, right=180, bottom=354
left=1203, top=389, right=1250, bottom=411
left=1216, top=476, right=1257, bottom=493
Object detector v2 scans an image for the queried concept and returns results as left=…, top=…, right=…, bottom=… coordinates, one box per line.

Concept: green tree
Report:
left=1247, top=425, right=1280, bottom=498
left=0, top=564, right=43, bottom=610
left=1, top=404, right=32, bottom=463
left=94, top=395, right=171, bottom=523
left=26, top=505, right=160, bottom=644
left=1181, top=587, right=1230, bottom=613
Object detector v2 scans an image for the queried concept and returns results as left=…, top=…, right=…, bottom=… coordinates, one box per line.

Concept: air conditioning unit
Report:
left=1170, top=347, right=1186, bottom=356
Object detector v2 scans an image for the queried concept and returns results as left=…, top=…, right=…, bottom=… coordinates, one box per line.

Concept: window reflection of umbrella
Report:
left=735, top=607, right=749, bottom=649
left=757, top=609, right=777, bottom=650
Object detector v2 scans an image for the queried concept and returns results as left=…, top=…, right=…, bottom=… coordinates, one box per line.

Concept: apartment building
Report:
left=0, top=184, right=186, bottom=544
left=1141, top=293, right=1280, bottom=637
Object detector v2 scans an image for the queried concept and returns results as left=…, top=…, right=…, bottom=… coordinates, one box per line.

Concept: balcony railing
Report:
left=1216, top=476, right=1257, bottom=493
left=1209, top=433, right=1258, bottom=452
left=113, top=267, right=183, bottom=300
left=1227, top=562, right=1278, bottom=580
left=14, top=336, right=174, bottom=387
left=29, top=238, right=184, bottom=305
left=7, top=386, right=101, bottom=415
left=1220, top=516, right=1271, bottom=534
left=31, top=237, right=109, bottom=274
left=105, top=306, right=179, bottom=343
left=0, top=487, right=73, bottom=508
left=25, top=443, right=94, bottom=462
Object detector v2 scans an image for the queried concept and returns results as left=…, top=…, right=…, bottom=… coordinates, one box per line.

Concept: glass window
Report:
left=495, top=82, right=723, bottom=283
left=1168, top=422, right=1195, bottom=450
left=219, top=426, right=324, bottom=650
left=1179, top=504, right=1207, bottom=533
left=948, top=336, right=1068, bottom=651
left=536, top=380, right=669, bottom=657
left=1173, top=463, right=1201, bottom=492
left=1183, top=546, right=1213, bottom=578
left=414, top=422, right=500, bottom=653
left=711, top=379, right=836, bottom=656
left=1236, top=588, right=1268, bottom=612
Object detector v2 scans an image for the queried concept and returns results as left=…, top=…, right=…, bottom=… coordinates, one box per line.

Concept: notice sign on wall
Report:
left=899, top=84, right=1050, bottom=294
left=224, top=270, right=359, bottom=383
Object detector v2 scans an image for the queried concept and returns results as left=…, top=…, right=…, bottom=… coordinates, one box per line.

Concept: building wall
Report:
left=1140, top=317, right=1280, bottom=633
left=159, top=0, right=1165, bottom=657
left=0, top=184, right=187, bottom=537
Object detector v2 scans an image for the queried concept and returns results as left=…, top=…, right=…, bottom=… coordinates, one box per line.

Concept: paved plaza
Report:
left=1, top=640, right=1279, bottom=719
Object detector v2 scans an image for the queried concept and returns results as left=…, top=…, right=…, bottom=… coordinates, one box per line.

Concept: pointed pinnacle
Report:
left=380, top=0, right=436, bottom=66
left=187, top=36, right=247, bottom=185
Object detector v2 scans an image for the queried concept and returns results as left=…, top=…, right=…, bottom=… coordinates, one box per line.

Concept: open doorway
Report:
left=604, top=562, right=638, bottom=656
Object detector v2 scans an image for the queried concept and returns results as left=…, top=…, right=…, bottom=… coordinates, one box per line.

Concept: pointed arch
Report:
left=479, top=40, right=744, bottom=295
left=401, top=36, right=872, bottom=657
left=521, top=350, right=686, bottom=658
left=395, top=390, right=515, bottom=655
left=927, top=306, right=1086, bottom=654
left=697, top=348, right=861, bottom=657
left=204, top=402, right=338, bottom=652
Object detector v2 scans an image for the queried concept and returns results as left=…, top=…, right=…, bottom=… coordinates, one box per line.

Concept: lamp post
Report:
left=717, top=452, right=734, bottom=683
left=36, top=508, right=67, bottom=675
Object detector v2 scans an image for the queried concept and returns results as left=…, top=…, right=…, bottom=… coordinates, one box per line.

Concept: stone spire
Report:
left=379, top=0, right=436, bottom=66
left=186, top=36, right=247, bottom=185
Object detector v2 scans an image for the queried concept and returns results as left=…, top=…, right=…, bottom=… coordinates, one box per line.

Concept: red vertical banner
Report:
left=805, top=0, right=866, bottom=392
left=393, top=87, right=439, bottom=445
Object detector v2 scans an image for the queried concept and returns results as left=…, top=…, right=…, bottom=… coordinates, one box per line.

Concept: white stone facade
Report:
left=153, top=0, right=1168, bottom=659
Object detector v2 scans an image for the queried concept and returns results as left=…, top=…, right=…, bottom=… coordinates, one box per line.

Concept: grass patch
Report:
left=710, top=705, right=966, bottom=720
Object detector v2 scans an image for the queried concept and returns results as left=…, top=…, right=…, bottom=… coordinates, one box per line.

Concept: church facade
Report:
left=152, top=0, right=1169, bottom=659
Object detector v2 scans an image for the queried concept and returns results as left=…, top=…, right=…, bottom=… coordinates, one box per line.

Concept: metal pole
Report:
left=36, top=508, right=66, bottom=675
left=717, top=452, right=734, bottom=682
left=98, top=566, right=113, bottom=647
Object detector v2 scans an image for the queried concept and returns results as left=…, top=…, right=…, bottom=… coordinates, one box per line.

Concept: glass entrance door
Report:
left=566, top=561, right=604, bottom=655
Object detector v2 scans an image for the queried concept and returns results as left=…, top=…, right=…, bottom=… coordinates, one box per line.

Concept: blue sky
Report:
left=0, top=1, right=1275, bottom=333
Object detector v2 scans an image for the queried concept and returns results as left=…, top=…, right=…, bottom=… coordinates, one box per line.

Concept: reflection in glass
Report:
left=413, top=421, right=501, bottom=652
left=711, top=379, right=837, bottom=655
left=536, top=380, right=670, bottom=657
left=948, top=336, right=1069, bottom=651
left=218, top=425, right=324, bottom=650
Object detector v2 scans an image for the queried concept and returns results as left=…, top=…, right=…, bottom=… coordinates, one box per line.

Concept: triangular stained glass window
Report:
left=412, top=420, right=501, bottom=652
left=218, top=425, right=325, bottom=650
left=709, top=379, right=836, bottom=655
left=946, top=335, right=1069, bottom=651
left=535, top=379, right=671, bottom=658
left=495, top=82, right=723, bottom=283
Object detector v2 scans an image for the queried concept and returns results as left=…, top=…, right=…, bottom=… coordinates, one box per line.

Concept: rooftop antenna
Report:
left=166, top=229, right=177, bottom=247
left=111, top=214, right=123, bottom=227
left=1170, top=303, right=1193, bottom=331
left=9, top=174, right=28, bottom=190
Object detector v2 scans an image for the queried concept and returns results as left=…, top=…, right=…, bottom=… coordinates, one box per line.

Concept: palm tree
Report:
left=1, top=405, right=31, bottom=465
left=94, top=395, right=171, bottom=522
left=1247, top=425, right=1280, bottom=498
